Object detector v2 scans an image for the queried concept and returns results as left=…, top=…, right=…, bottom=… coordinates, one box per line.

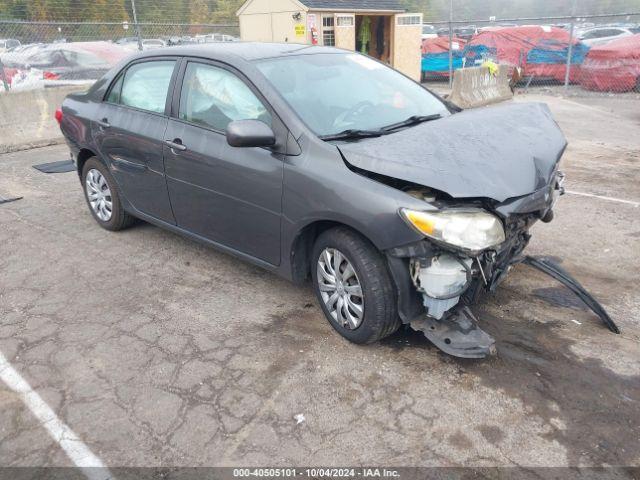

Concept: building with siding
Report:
left=236, top=0, right=423, bottom=80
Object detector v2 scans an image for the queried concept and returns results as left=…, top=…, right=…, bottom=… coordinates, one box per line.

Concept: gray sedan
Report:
left=58, top=43, right=611, bottom=358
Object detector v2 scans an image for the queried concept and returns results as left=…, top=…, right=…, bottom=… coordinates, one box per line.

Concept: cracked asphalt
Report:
left=0, top=94, right=639, bottom=469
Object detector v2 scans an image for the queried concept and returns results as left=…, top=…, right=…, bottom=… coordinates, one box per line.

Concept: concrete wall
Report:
left=0, top=86, right=85, bottom=154
left=239, top=14, right=273, bottom=42
left=238, top=0, right=308, bottom=44
left=448, top=65, right=514, bottom=109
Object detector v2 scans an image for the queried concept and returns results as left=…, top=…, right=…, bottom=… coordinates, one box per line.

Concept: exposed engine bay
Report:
left=384, top=172, right=619, bottom=359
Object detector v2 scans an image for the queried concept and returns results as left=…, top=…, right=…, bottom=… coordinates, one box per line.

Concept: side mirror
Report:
left=226, top=119, right=276, bottom=148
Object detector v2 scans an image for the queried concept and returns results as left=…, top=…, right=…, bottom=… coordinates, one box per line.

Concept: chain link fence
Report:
left=420, top=13, right=640, bottom=97
left=0, top=0, right=639, bottom=96
left=0, top=0, right=240, bottom=91
left=418, top=0, right=640, bottom=97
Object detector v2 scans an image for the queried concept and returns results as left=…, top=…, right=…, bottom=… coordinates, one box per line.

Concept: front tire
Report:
left=311, top=227, right=400, bottom=344
left=81, top=157, right=135, bottom=231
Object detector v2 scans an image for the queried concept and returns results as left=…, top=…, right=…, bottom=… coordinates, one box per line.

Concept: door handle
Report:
left=165, top=139, right=187, bottom=152
left=96, top=118, right=110, bottom=128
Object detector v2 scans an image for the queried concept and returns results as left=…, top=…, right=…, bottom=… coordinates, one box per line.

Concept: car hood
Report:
left=337, top=102, right=567, bottom=203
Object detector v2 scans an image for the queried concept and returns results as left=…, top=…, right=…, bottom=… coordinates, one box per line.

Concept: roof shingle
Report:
left=301, top=0, right=405, bottom=12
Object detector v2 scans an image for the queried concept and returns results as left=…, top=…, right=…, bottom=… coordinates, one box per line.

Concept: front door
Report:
left=94, top=59, right=178, bottom=223
left=164, top=60, right=284, bottom=265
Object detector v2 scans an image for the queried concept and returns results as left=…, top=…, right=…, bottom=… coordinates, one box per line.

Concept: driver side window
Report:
left=178, top=62, right=272, bottom=132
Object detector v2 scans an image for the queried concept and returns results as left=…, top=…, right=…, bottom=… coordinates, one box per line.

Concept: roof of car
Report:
left=134, top=42, right=347, bottom=62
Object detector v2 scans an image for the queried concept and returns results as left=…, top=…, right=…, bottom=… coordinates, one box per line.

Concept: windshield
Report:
left=255, top=53, right=449, bottom=137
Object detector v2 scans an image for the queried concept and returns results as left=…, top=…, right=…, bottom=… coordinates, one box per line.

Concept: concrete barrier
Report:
left=0, top=85, right=87, bottom=154
left=448, top=65, right=513, bottom=109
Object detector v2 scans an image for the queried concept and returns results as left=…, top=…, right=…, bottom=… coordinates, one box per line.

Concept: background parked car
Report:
left=0, top=38, right=21, bottom=53
left=116, top=38, right=167, bottom=51
left=421, top=24, right=438, bottom=40
left=454, top=25, right=477, bottom=41
left=579, top=25, right=640, bottom=47
left=1, top=41, right=131, bottom=84
left=579, top=33, right=640, bottom=92
left=193, top=33, right=239, bottom=43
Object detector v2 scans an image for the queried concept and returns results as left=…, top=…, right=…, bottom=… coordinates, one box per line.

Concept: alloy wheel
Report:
left=317, top=248, right=365, bottom=330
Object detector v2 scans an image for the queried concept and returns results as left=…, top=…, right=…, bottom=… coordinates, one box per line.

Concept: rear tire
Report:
left=311, top=227, right=400, bottom=344
left=81, top=157, right=135, bottom=231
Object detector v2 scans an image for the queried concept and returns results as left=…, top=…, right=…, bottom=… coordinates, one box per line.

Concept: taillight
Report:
left=55, top=108, right=63, bottom=125
left=43, top=71, right=59, bottom=80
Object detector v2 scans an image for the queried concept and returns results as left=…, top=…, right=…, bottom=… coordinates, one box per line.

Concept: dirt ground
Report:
left=0, top=93, right=638, bottom=473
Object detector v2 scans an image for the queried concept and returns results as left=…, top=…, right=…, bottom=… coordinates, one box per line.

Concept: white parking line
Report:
left=565, top=190, right=640, bottom=207
left=0, top=351, right=113, bottom=480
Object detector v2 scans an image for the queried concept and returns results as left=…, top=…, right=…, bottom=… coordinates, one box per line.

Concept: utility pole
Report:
left=564, top=0, right=578, bottom=90
left=131, top=0, right=144, bottom=51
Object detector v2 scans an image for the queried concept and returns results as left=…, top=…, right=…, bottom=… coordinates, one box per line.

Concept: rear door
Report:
left=94, top=58, right=178, bottom=223
left=163, top=59, right=285, bottom=265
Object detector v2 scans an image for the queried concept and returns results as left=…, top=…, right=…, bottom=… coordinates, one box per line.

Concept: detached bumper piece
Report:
left=522, top=255, right=620, bottom=334
left=32, top=160, right=76, bottom=174
left=411, top=306, right=496, bottom=359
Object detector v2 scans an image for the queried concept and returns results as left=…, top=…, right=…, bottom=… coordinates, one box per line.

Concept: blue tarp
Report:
left=527, top=43, right=590, bottom=64
left=422, top=52, right=464, bottom=73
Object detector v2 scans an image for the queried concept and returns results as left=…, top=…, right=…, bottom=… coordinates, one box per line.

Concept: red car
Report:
left=579, top=34, right=640, bottom=92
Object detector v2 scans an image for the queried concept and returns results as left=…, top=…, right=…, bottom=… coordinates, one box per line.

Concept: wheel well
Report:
left=76, top=148, right=96, bottom=176
left=290, top=220, right=373, bottom=284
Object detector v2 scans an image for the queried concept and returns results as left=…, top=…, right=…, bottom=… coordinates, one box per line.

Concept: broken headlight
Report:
left=400, top=208, right=505, bottom=252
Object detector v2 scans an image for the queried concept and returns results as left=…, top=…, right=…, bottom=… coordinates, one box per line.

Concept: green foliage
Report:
left=1, top=0, right=638, bottom=24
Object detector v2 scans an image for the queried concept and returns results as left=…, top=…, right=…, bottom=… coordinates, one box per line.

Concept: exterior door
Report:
left=392, top=13, right=423, bottom=81
left=334, top=14, right=356, bottom=50
left=164, top=60, right=284, bottom=265
left=94, top=59, right=177, bottom=223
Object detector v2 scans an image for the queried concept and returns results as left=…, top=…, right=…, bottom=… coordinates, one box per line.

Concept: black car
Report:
left=57, top=43, right=616, bottom=358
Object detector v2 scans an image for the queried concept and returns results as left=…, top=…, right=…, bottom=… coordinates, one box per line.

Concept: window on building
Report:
left=397, top=14, right=422, bottom=26
left=322, top=15, right=335, bottom=46
left=336, top=15, right=354, bottom=27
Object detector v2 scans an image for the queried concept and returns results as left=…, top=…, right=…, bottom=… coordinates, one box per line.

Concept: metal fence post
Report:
left=564, top=20, right=575, bottom=90
left=131, top=0, right=143, bottom=51
left=564, top=0, right=578, bottom=91
left=448, top=0, right=453, bottom=88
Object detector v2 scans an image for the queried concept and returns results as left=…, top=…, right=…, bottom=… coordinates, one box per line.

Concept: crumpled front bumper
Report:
left=385, top=172, right=618, bottom=359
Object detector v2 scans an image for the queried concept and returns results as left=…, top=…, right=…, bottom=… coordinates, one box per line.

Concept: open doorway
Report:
left=355, top=15, right=392, bottom=64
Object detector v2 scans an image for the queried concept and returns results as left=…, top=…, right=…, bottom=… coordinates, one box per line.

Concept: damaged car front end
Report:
left=335, top=101, right=617, bottom=358
left=385, top=169, right=567, bottom=358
